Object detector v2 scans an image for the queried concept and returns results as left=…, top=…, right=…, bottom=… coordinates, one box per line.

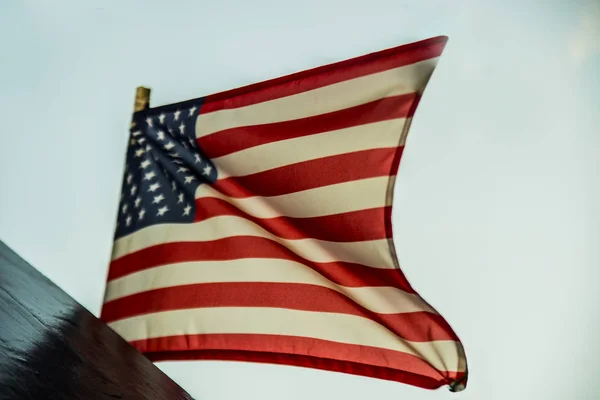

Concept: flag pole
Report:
left=134, top=86, right=151, bottom=112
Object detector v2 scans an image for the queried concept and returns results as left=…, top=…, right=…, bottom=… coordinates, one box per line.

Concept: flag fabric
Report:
left=101, top=35, right=468, bottom=392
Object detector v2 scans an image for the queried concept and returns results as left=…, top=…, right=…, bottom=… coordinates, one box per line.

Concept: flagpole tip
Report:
left=134, top=86, right=151, bottom=112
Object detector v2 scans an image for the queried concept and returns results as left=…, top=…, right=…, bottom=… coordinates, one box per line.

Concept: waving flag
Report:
left=101, top=35, right=468, bottom=392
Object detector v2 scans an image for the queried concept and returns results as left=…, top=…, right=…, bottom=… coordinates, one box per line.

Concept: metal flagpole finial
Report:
left=134, top=86, right=151, bottom=112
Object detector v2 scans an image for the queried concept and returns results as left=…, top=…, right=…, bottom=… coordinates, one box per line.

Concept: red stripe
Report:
left=199, top=93, right=419, bottom=158
left=108, top=237, right=414, bottom=293
left=133, top=333, right=465, bottom=390
left=201, top=36, right=447, bottom=113
left=194, top=198, right=390, bottom=242
left=212, top=147, right=401, bottom=198
left=102, top=282, right=459, bottom=343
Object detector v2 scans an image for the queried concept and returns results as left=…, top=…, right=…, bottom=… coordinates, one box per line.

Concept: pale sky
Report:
left=1, top=1, right=599, bottom=399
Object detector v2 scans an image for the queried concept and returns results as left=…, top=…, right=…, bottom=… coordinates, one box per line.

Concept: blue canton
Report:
left=115, top=100, right=217, bottom=239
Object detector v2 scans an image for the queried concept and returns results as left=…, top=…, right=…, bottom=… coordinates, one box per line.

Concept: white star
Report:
left=177, top=193, right=184, bottom=203
left=164, top=141, right=175, bottom=150
left=183, top=204, right=192, bottom=216
left=156, top=130, right=166, bottom=140
left=129, top=138, right=136, bottom=145
left=152, top=194, right=165, bottom=204
left=171, top=181, right=177, bottom=191
left=179, top=122, right=185, bottom=134
left=148, top=182, right=161, bottom=192
left=157, top=205, right=169, bottom=216
left=174, top=110, right=181, bottom=120
left=130, top=185, right=138, bottom=195
left=182, top=142, right=189, bottom=149
left=138, top=208, right=146, bottom=220
left=202, top=165, right=212, bottom=176
left=158, top=113, right=166, bottom=124
left=173, top=159, right=184, bottom=165
left=134, top=197, right=142, bottom=207
left=143, top=171, right=156, bottom=181
left=145, top=144, right=152, bottom=151
left=137, top=137, right=146, bottom=144
left=135, top=148, right=145, bottom=158
left=194, top=154, right=202, bottom=164
left=169, top=152, right=180, bottom=158
left=132, top=130, right=142, bottom=137
left=126, top=173, right=133, bottom=184
left=177, top=166, right=188, bottom=174
left=126, top=215, right=132, bottom=226
left=188, top=106, right=197, bottom=116
left=121, top=204, right=128, bottom=214
left=184, top=175, right=196, bottom=184
left=140, top=159, right=151, bottom=169
left=188, top=138, right=196, bottom=147
left=146, top=117, right=153, bottom=127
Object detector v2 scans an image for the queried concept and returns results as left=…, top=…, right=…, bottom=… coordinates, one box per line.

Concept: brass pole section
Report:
left=134, top=86, right=151, bottom=112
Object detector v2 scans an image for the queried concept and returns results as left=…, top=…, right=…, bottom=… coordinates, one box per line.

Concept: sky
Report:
left=1, top=1, right=599, bottom=399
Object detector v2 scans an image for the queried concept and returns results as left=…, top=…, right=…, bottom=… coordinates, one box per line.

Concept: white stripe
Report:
left=213, top=118, right=406, bottom=179
left=108, top=306, right=463, bottom=373
left=194, top=176, right=393, bottom=219
left=112, top=215, right=395, bottom=269
left=104, top=258, right=434, bottom=315
left=196, top=58, right=439, bottom=138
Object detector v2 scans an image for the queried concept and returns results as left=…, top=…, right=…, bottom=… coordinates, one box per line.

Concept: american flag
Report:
left=114, top=101, right=217, bottom=239
left=102, top=36, right=468, bottom=392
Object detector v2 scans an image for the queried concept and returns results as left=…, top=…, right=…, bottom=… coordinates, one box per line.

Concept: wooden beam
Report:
left=0, top=240, right=195, bottom=400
